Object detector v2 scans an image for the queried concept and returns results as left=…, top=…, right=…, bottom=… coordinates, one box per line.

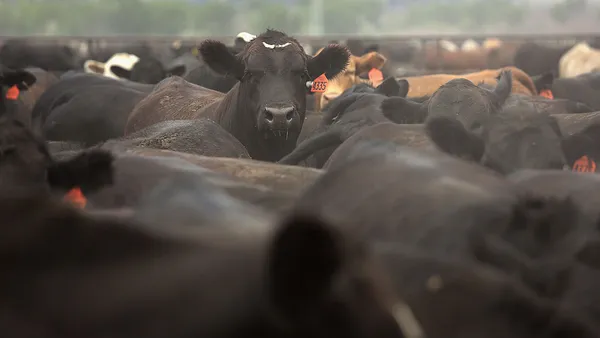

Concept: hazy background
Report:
left=0, top=0, right=596, bottom=36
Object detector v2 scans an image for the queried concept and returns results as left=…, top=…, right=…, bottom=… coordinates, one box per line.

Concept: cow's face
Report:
left=200, top=29, right=349, bottom=140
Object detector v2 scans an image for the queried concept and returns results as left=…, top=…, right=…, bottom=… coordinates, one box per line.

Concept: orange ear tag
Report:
left=539, top=89, right=553, bottom=99
left=368, top=68, right=384, bottom=83
left=64, top=187, right=87, bottom=208
left=6, top=85, right=19, bottom=100
left=310, top=74, right=328, bottom=93
left=572, top=155, right=597, bottom=173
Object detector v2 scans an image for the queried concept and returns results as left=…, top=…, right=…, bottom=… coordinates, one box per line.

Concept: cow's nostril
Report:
left=286, top=110, right=294, bottom=121
left=265, top=111, right=274, bottom=122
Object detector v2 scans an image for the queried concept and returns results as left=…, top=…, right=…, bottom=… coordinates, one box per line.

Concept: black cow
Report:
left=513, top=42, right=573, bottom=77
left=294, top=144, right=592, bottom=301
left=0, top=182, right=407, bottom=338
left=32, top=73, right=153, bottom=144
left=381, top=70, right=513, bottom=129
left=126, top=29, right=350, bottom=162
left=0, top=39, right=80, bottom=71
left=508, top=170, right=600, bottom=325
left=533, top=71, right=600, bottom=111
left=277, top=78, right=410, bottom=167
left=110, top=55, right=187, bottom=84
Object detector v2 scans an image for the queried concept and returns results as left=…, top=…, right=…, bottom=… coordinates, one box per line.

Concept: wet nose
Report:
left=263, top=105, right=296, bottom=128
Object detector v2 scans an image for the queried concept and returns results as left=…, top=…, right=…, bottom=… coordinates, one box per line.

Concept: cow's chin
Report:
left=260, top=127, right=298, bottom=141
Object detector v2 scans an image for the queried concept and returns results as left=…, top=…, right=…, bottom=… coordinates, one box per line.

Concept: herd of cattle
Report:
left=5, top=29, right=600, bottom=337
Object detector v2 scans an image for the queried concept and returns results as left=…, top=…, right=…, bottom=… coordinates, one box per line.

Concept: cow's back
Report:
left=403, top=67, right=535, bottom=97
left=559, top=43, right=600, bottom=78
left=125, top=76, right=224, bottom=135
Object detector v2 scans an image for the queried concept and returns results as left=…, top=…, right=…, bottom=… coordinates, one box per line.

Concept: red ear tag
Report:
left=310, top=74, right=328, bottom=93
left=64, top=187, right=87, bottom=208
left=368, top=68, right=384, bottom=83
left=572, top=156, right=597, bottom=173
left=6, top=85, right=19, bottom=100
left=539, top=89, right=553, bottom=99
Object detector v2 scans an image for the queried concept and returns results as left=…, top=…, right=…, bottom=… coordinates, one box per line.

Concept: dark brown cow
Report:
left=126, top=29, right=350, bottom=162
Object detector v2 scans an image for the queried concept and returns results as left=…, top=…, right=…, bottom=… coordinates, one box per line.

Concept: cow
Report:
left=0, top=182, right=407, bottom=338
left=85, top=52, right=187, bottom=84
left=41, top=83, right=150, bottom=146
left=559, top=42, right=600, bottom=78
left=0, top=39, right=80, bottom=71
left=31, top=72, right=154, bottom=143
left=378, top=246, right=599, bottom=338
left=313, top=49, right=387, bottom=111
left=381, top=69, right=513, bottom=130
left=125, top=29, right=351, bottom=162
left=84, top=53, right=141, bottom=79
left=513, top=42, right=573, bottom=77
left=533, top=71, right=600, bottom=111
left=508, top=170, right=600, bottom=325
left=277, top=78, right=410, bottom=167
left=8, top=67, right=60, bottom=127
left=293, top=144, right=593, bottom=301
left=0, top=110, right=114, bottom=197
left=323, top=123, right=433, bottom=169
left=400, top=66, right=536, bottom=98
left=102, top=119, right=251, bottom=159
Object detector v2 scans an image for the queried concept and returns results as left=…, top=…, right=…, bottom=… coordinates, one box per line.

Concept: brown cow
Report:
left=313, top=48, right=387, bottom=111
left=402, top=66, right=537, bottom=98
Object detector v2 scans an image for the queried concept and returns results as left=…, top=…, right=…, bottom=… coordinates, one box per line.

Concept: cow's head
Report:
left=0, top=65, right=36, bottom=119
left=314, top=49, right=387, bottom=111
left=200, top=29, right=349, bottom=138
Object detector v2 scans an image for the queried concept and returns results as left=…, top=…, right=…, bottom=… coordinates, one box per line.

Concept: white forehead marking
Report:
left=262, top=42, right=291, bottom=49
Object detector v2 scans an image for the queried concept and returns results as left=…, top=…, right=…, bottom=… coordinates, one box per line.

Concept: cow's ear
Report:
left=47, top=149, right=114, bottom=194
left=375, top=78, right=409, bottom=98
left=1, top=68, right=36, bottom=90
left=200, top=40, right=244, bottom=79
left=425, top=116, right=485, bottom=162
left=267, top=212, right=343, bottom=317
left=354, top=51, right=386, bottom=75
left=307, top=44, right=350, bottom=80
left=532, top=71, right=554, bottom=93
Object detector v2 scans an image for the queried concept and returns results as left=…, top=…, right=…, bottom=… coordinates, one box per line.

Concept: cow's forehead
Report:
left=245, top=42, right=307, bottom=71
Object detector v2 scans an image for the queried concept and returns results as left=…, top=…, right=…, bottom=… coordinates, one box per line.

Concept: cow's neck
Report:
left=215, top=83, right=297, bottom=162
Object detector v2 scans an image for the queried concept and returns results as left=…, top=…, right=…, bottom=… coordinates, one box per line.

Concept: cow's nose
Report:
left=264, top=105, right=296, bottom=128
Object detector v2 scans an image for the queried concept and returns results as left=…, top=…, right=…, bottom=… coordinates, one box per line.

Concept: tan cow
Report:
left=402, top=66, right=537, bottom=98
left=313, top=48, right=387, bottom=111
left=559, top=42, right=600, bottom=78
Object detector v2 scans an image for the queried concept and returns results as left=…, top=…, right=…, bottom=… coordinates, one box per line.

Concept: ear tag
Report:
left=310, top=73, right=328, bottom=93
left=192, top=47, right=199, bottom=56
left=64, top=187, right=87, bottom=208
left=368, top=68, right=384, bottom=83
left=6, top=85, right=19, bottom=100
left=572, top=155, right=597, bottom=173
left=539, top=89, right=553, bottom=99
